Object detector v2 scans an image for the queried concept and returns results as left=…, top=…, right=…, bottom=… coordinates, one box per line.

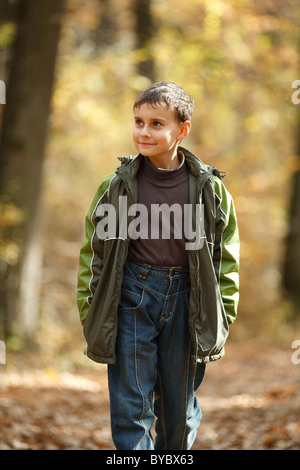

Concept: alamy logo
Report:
left=0, top=341, right=6, bottom=364
left=95, top=197, right=205, bottom=250
left=0, top=80, right=6, bottom=104
left=291, top=340, right=300, bottom=365
left=291, top=80, right=300, bottom=105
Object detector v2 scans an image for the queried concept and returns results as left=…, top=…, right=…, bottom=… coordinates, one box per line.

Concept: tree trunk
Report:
left=92, top=0, right=118, bottom=50
left=282, top=118, right=300, bottom=305
left=0, top=0, right=65, bottom=342
left=134, top=0, right=156, bottom=81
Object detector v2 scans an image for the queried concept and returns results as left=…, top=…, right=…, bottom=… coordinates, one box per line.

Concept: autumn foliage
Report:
left=0, top=0, right=300, bottom=451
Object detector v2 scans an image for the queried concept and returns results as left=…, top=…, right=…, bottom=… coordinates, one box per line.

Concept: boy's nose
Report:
left=141, top=126, right=151, bottom=137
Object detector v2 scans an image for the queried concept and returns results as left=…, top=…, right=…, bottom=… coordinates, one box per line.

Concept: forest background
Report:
left=0, top=0, right=300, bottom=451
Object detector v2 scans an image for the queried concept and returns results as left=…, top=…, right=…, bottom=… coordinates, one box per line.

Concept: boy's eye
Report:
left=134, top=119, right=162, bottom=127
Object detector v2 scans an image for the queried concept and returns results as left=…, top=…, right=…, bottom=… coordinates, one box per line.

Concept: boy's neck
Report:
left=146, top=149, right=181, bottom=170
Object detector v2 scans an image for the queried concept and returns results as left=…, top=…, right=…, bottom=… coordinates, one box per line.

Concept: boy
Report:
left=77, top=81, right=239, bottom=450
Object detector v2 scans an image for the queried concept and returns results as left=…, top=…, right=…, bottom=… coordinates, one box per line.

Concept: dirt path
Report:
left=0, top=342, right=299, bottom=450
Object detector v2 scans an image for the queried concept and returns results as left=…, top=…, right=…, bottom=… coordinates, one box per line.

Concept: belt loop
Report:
left=138, top=264, right=151, bottom=280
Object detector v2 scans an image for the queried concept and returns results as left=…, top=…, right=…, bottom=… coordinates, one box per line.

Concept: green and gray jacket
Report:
left=77, top=148, right=239, bottom=366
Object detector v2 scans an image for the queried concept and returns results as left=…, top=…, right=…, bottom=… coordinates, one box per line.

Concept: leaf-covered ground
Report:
left=0, top=342, right=299, bottom=450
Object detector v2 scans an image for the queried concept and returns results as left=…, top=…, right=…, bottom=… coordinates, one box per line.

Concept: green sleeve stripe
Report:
left=213, top=177, right=240, bottom=323
left=77, top=173, right=115, bottom=324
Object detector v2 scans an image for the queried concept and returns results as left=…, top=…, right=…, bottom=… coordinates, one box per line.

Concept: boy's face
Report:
left=133, top=102, right=190, bottom=169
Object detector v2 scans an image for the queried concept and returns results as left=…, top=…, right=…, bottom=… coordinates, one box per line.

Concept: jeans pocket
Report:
left=116, top=278, right=146, bottom=357
left=118, top=277, right=144, bottom=310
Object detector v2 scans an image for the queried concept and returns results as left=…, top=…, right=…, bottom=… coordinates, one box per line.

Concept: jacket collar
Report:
left=115, top=153, right=143, bottom=185
left=115, top=147, right=225, bottom=185
left=181, top=147, right=226, bottom=182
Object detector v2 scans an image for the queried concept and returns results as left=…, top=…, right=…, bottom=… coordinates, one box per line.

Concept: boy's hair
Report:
left=133, top=81, right=194, bottom=123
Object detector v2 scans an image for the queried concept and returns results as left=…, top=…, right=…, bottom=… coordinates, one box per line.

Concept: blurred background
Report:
left=0, top=0, right=300, bottom=374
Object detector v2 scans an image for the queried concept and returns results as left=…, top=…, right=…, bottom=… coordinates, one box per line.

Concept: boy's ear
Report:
left=179, top=121, right=191, bottom=140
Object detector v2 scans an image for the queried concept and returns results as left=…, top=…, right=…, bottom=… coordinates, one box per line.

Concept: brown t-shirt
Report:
left=128, top=151, right=189, bottom=267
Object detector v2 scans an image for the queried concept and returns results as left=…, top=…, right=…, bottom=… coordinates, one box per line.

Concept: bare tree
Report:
left=0, top=0, right=65, bottom=342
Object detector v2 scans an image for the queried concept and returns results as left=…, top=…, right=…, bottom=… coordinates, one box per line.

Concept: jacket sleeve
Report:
left=213, top=177, right=240, bottom=324
left=77, top=174, right=114, bottom=325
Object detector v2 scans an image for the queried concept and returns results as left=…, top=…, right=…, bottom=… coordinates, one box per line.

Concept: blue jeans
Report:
left=108, top=260, right=205, bottom=450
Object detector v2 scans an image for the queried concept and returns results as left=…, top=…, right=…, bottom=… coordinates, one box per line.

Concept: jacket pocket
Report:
left=83, top=238, right=128, bottom=363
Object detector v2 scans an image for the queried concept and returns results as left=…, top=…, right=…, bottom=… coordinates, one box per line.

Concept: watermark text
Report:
left=291, top=80, right=300, bottom=105
left=95, top=197, right=205, bottom=250
left=0, top=340, right=6, bottom=364
left=0, top=80, right=5, bottom=104
left=291, top=340, right=300, bottom=365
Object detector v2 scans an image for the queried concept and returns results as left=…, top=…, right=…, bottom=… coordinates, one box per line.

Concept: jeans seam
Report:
left=135, top=309, right=149, bottom=445
left=156, top=368, right=167, bottom=449
left=179, top=340, right=191, bottom=450
left=125, top=277, right=166, bottom=300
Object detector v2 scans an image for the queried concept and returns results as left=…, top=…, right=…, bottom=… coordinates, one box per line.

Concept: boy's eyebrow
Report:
left=134, top=114, right=168, bottom=122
